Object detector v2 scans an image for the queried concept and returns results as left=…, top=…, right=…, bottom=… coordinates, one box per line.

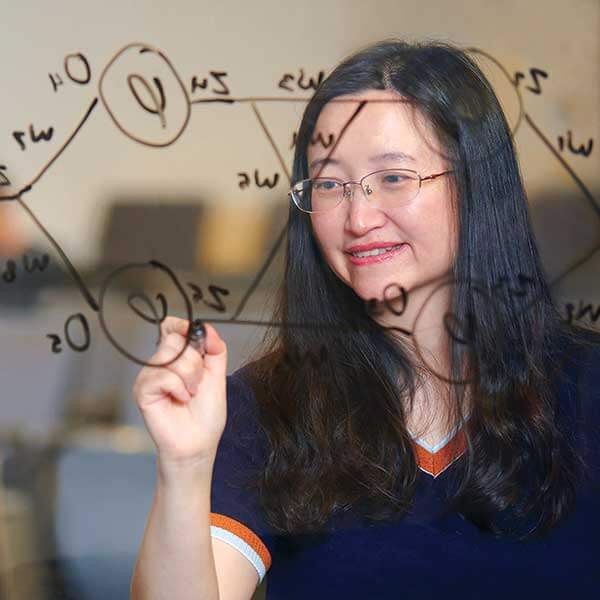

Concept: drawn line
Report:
left=16, top=195, right=100, bottom=312
left=312, top=100, right=367, bottom=179
left=190, top=96, right=410, bottom=105
left=221, top=318, right=412, bottom=338
left=203, top=316, right=389, bottom=329
left=522, top=113, right=600, bottom=288
left=524, top=113, right=600, bottom=219
left=548, top=244, right=600, bottom=289
left=0, top=97, right=99, bottom=202
left=190, top=98, right=236, bottom=104
left=463, top=46, right=524, bottom=137
left=230, top=225, right=287, bottom=321
left=230, top=100, right=367, bottom=320
left=230, top=103, right=292, bottom=320
left=250, top=103, right=291, bottom=182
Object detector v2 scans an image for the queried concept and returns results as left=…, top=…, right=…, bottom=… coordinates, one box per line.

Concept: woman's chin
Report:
left=351, top=285, right=389, bottom=306
left=350, top=279, right=410, bottom=305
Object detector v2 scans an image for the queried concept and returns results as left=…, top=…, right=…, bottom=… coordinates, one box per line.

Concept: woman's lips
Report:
left=347, top=243, right=408, bottom=265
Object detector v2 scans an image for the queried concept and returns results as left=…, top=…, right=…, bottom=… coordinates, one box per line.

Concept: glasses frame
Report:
left=289, top=168, right=453, bottom=214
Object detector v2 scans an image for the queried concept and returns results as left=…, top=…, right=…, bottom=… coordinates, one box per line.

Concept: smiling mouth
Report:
left=347, top=244, right=407, bottom=265
left=348, top=244, right=404, bottom=258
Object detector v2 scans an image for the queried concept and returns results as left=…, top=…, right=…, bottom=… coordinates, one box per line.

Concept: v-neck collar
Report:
left=409, top=415, right=470, bottom=479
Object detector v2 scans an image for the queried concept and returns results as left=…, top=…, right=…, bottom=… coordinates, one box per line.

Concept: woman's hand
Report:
left=133, top=316, right=228, bottom=471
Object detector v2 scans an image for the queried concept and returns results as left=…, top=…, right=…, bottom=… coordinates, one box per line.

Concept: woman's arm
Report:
left=130, top=318, right=260, bottom=600
left=131, top=453, right=260, bottom=600
left=130, top=458, right=220, bottom=600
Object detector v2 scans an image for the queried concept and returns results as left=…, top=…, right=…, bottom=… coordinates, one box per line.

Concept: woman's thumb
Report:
left=201, top=323, right=227, bottom=375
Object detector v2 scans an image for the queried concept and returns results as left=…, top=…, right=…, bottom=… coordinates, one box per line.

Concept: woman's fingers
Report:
left=134, top=363, right=192, bottom=409
left=132, top=317, right=229, bottom=463
left=156, top=369, right=192, bottom=405
left=157, top=318, right=226, bottom=372
left=141, top=319, right=227, bottom=396
left=152, top=333, right=203, bottom=396
left=159, top=315, right=191, bottom=339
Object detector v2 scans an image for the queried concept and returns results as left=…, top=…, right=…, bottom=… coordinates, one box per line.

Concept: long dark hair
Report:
left=244, top=39, right=599, bottom=540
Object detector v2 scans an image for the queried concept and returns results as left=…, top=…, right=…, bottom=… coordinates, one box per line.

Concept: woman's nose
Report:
left=344, top=182, right=385, bottom=234
left=342, top=181, right=370, bottom=202
left=342, top=181, right=377, bottom=212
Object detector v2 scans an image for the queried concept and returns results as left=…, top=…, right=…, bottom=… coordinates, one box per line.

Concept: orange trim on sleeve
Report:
left=210, top=513, right=272, bottom=571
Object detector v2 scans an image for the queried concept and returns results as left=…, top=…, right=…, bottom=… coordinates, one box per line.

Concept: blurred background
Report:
left=0, top=0, right=599, bottom=598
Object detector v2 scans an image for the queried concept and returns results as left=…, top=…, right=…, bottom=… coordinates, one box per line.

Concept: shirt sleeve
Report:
left=209, top=366, right=273, bottom=584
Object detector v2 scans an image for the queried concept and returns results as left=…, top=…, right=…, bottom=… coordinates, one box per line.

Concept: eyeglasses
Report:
left=288, top=168, right=453, bottom=214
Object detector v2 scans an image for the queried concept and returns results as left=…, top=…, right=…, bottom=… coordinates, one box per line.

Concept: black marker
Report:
left=187, top=319, right=206, bottom=355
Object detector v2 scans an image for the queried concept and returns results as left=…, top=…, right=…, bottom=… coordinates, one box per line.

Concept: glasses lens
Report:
left=292, top=179, right=343, bottom=213
left=367, top=170, right=419, bottom=206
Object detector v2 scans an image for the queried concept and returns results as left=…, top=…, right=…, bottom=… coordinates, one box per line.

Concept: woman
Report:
left=130, top=40, right=600, bottom=599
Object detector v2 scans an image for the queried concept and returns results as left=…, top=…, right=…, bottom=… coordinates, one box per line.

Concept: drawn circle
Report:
left=381, top=282, right=408, bottom=316
left=64, top=52, right=91, bottom=85
left=408, top=47, right=524, bottom=169
left=465, top=47, right=523, bottom=138
left=128, top=291, right=168, bottom=324
left=98, top=42, right=191, bottom=147
left=98, top=260, right=194, bottom=367
left=64, top=313, right=91, bottom=352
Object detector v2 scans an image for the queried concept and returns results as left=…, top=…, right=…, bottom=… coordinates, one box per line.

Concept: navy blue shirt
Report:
left=210, top=334, right=600, bottom=598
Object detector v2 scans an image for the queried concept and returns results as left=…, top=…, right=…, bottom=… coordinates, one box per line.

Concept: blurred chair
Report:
left=100, top=202, right=202, bottom=274
left=98, top=198, right=279, bottom=280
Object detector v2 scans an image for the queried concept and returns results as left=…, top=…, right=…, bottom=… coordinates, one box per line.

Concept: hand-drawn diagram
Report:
left=1, top=43, right=598, bottom=369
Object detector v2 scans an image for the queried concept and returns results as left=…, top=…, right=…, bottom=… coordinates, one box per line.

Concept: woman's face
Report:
left=307, top=88, right=457, bottom=306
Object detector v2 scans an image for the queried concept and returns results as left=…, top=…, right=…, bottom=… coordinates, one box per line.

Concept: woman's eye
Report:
left=382, top=173, right=407, bottom=184
left=314, top=180, right=338, bottom=191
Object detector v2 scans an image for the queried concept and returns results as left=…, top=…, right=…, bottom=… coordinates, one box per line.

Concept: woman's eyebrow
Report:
left=309, top=157, right=340, bottom=173
left=369, top=151, right=415, bottom=163
left=309, top=151, right=415, bottom=174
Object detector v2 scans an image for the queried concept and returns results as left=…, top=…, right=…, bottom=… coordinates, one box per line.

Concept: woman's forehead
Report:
left=308, top=90, right=441, bottom=170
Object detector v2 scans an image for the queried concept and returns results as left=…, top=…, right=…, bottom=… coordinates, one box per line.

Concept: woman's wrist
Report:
left=156, top=452, right=216, bottom=490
